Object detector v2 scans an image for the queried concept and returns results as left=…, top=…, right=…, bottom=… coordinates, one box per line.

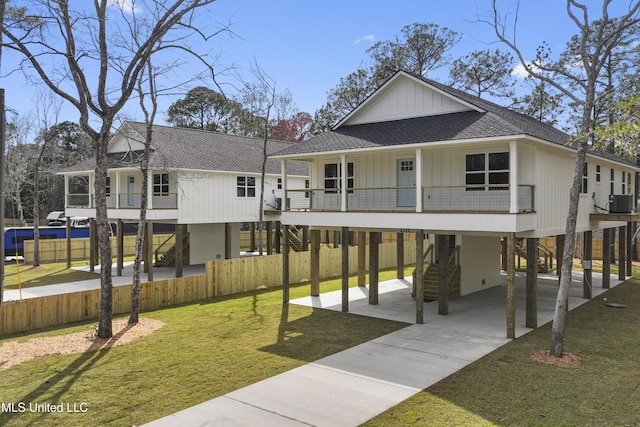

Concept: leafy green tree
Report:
left=448, top=49, right=516, bottom=99
left=167, top=86, right=245, bottom=133
left=488, top=0, right=640, bottom=358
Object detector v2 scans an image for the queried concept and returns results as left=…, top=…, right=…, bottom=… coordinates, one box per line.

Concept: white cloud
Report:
left=353, top=34, right=375, bottom=45
left=107, top=0, right=139, bottom=14
left=511, top=62, right=542, bottom=79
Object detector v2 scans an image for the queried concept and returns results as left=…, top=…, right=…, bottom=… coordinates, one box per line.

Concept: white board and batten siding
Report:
left=344, top=76, right=472, bottom=126
left=188, top=223, right=240, bottom=263
left=176, top=171, right=306, bottom=223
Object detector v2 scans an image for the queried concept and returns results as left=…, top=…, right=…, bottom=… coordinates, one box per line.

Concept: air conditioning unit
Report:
left=609, top=194, right=632, bottom=213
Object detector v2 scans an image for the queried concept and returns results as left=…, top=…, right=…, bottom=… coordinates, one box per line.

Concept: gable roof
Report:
left=63, top=122, right=309, bottom=176
left=272, top=70, right=635, bottom=168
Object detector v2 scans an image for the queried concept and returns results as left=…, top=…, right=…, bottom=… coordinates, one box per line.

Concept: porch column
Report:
left=526, top=237, right=538, bottom=328
left=281, top=159, right=288, bottom=210
left=64, top=175, right=69, bottom=208
left=626, top=222, right=633, bottom=277
left=415, top=229, right=424, bottom=324
left=506, top=232, right=516, bottom=339
left=619, top=225, right=626, bottom=280
left=602, top=228, right=611, bottom=289
left=116, top=219, right=124, bottom=277
left=89, top=175, right=94, bottom=208
left=438, top=234, right=449, bottom=315
left=369, top=231, right=379, bottom=305
left=509, top=141, right=519, bottom=213
left=147, top=169, right=153, bottom=210
left=340, top=154, right=347, bottom=212
left=225, top=222, right=232, bottom=259
left=89, top=218, right=96, bottom=272
left=358, top=231, right=366, bottom=287
left=146, top=221, right=154, bottom=281
left=175, top=224, right=185, bottom=278
left=415, top=148, right=423, bottom=213
left=310, top=229, right=320, bottom=296
left=66, top=217, right=72, bottom=269
left=583, top=231, right=592, bottom=299
left=341, top=227, right=349, bottom=312
left=283, top=224, right=290, bottom=303
left=396, top=232, right=404, bottom=279
left=115, top=173, right=120, bottom=208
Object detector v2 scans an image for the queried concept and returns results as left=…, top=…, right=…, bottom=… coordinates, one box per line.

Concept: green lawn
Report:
left=3, top=260, right=99, bottom=290
left=0, top=268, right=410, bottom=427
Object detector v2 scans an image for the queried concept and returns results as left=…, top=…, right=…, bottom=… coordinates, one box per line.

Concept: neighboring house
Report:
left=61, top=121, right=308, bottom=271
left=273, top=70, right=639, bottom=336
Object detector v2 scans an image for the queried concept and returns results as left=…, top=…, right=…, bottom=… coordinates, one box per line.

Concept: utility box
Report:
left=609, top=194, right=632, bottom=213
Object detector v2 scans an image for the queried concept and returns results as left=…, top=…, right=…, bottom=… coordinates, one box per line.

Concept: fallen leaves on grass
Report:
left=0, top=318, right=164, bottom=372
left=530, top=349, right=581, bottom=368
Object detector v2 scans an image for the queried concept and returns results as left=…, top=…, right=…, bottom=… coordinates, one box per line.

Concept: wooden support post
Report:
left=369, top=231, right=379, bottom=305
left=556, top=234, right=565, bottom=282
left=619, top=225, right=626, bottom=281
left=116, top=219, right=124, bottom=276
left=302, top=226, right=309, bottom=252
left=266, top=221, right=273, bottom=255
left=602, top=228, right=611, bottom=289
left=275, top=221, right=281, bottom=254
left=507, top=232, right=516, bottom=339
left=333, top=230, right=339, bottom=248
left=225, top=222, right=232, bottom=260
left=89, top=218, right=96, bottom=273
left=146, top=221, right=153, bottom=282
left=397, top=232, right=404, bottom=279
left=501, top=237, right=507, bottom=270
left=175, top=224, right=185, bottom=278
left=310, top=229, right=320, bottom=296
left=249, top=222, right=256, bottom=252
left=626, top=222, right=633, bottom=277
left=66, top=217, right=72, bottom=269
left=438, top=234, right=449, bottom=315
left=526, top=237, right=538, bottom=329
left=283, top=224, right=290, bottom=303
left=415, top=229, right=424, bottom=324
left=583, top=231, right=592, bottom=299
left=341, top=227, right=349, bottom=313
left=357, top=231, right=366, bottom=287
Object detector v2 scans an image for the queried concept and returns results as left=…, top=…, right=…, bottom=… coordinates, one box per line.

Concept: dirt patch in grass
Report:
left=530, top=349, right=581, bottom=368
left=0, top=318, right=164, bottom=372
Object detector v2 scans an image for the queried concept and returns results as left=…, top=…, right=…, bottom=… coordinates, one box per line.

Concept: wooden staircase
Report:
left=155, top=233, right=189, bottom=267
left=514, top=238, right=553, bottom=273
left=412, top=244, right=461, bottom=301
left=287, top=225, right=303, bottom=252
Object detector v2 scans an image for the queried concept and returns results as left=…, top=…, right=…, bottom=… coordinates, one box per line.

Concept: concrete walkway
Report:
left=2, top=263, right=205, bottom=301
left=143, top=270, right=624, bottom=427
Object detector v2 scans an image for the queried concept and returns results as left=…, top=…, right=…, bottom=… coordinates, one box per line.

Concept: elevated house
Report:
left=273, top=70, right=639, bottom=337
left=61, top=121, right=308, bottom=276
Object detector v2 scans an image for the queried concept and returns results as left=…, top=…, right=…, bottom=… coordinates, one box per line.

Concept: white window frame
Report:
left=153, top=173, right=170, bottom=196
left=324, top=162, right=354, bottom=194
left=465, top=152, right=509, bottom=191
left=237, top=176, right=256, bottom=198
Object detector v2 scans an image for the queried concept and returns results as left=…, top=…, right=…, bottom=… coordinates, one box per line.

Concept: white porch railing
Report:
left=286, top=185, right=534, bottom=213
left=66, top=193, right=178, bottom=209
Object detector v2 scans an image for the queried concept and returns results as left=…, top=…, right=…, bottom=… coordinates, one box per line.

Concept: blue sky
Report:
left=1, top=0, right=632, bottom=126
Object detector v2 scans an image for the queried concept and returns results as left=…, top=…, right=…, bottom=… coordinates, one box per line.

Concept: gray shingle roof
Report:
left=63, top=122, right=308, bottom=176
left=272, top=71, right=636, bottom=168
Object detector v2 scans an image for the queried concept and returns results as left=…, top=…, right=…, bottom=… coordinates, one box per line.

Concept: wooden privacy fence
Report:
left=23, top=234, right=174, bottom=264
left=1, top=242, right=415, bottom=336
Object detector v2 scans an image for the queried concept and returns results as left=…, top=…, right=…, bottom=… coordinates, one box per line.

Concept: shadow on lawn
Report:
left=259, top=303, right=407, bottom=363
left=0, top=323, right=133, bottom=426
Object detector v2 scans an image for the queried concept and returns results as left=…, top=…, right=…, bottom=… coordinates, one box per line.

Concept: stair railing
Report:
left=445, top=245, right=461, bottom=286
left=155, top=233, right=176, bottom=263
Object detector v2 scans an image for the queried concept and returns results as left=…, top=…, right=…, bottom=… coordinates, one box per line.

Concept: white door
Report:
left=127, top=175, right=135, bottom=206
left=397, top=159, right=416, bottom=207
